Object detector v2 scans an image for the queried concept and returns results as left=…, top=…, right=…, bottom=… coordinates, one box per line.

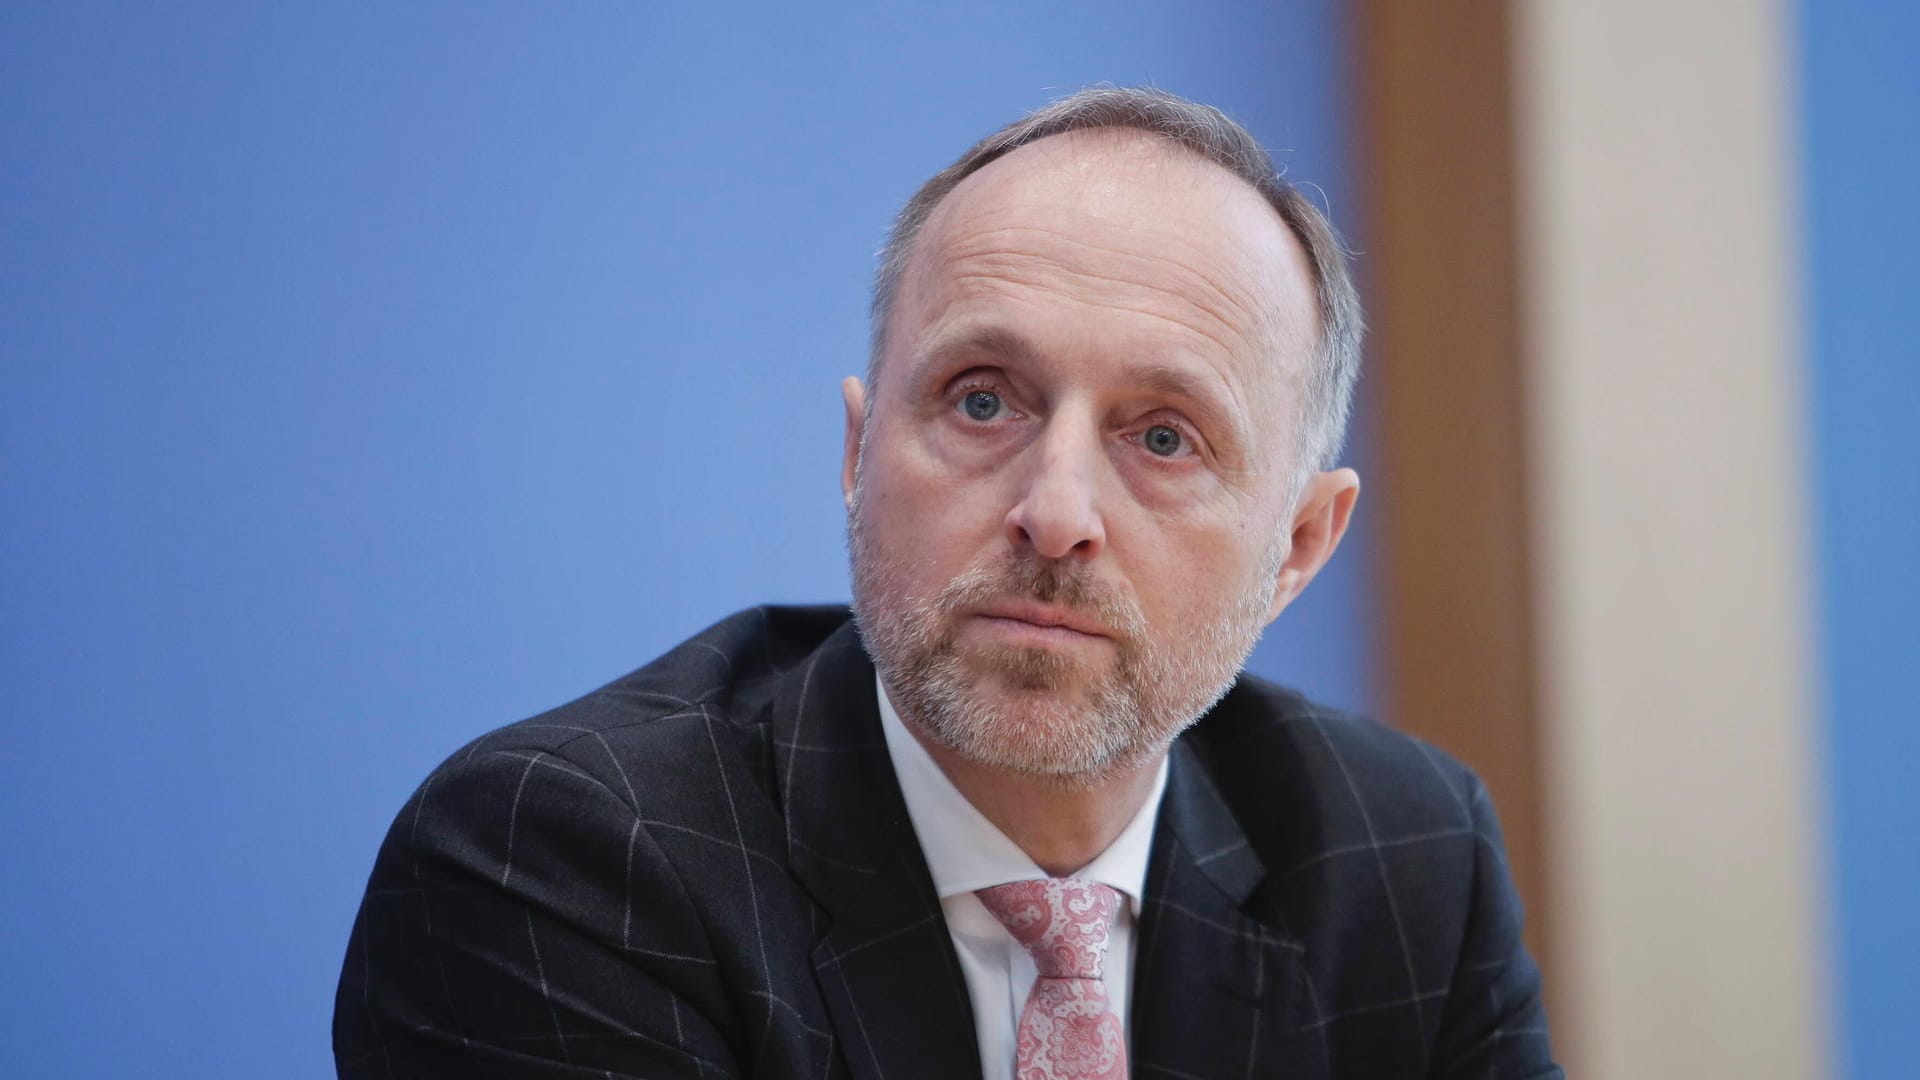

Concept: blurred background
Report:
left=1, top=2, right=1910, bottom=1077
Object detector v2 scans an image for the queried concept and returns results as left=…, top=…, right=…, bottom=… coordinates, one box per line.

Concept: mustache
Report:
left=934, top=558, right=1146, bottom=641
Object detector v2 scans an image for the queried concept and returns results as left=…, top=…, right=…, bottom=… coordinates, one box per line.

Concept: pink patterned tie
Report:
left=974, top=878, right=1128, bottom=1080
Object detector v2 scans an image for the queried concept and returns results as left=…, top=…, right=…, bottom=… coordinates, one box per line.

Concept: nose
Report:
left=1004, top=416, right=1107, bottom=561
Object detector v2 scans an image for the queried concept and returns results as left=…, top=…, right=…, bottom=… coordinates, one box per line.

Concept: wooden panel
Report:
left=1350, top=0, right=1552, bottom=980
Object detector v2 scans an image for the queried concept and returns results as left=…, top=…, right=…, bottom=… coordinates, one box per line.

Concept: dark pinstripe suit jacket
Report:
left=335, top=605, right=1560, bottom=1079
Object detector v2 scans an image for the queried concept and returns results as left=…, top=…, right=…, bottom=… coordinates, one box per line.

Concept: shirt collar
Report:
left=875, top=675, right=1169, bottom=916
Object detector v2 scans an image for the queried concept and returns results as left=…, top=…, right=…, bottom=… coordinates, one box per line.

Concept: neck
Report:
left=908, top=726, right=1164, bottom=877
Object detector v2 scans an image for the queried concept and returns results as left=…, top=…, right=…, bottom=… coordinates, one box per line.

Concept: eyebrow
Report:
left=913, top=325, right=1042, bottom=374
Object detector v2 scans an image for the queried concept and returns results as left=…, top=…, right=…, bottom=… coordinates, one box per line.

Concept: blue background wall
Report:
left=0, top=4, right=1365, bottom=1075
left=1800, top=5, right=1920, bottom=1078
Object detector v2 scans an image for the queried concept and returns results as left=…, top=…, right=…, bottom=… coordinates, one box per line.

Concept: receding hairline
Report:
left=932, top=128, right=1306, bottom=311
left=883, top=128, right=1320, bottom=398
left=879, top=125, right=1307, bottom=369
left=922, top=123, right=1280, bottom=221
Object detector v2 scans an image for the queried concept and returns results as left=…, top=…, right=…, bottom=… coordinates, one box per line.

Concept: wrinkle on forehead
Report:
left=940, top=235, right=1274, bottom=373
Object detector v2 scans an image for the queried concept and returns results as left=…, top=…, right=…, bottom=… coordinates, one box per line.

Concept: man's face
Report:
left=846, top=130, right=1337, bottom=783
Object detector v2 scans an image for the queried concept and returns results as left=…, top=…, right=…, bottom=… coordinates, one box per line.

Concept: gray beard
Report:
left=846, top=489, right=1280, bottom=787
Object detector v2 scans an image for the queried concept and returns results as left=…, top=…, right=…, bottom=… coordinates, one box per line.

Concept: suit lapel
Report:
left=1130, top=738, right=1324, bottom=1080
left=772, top=623, right=984, bottom=1080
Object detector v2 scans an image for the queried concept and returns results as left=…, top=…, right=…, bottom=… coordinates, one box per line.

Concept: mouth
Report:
left=969, top=600, right=1113, bottom=642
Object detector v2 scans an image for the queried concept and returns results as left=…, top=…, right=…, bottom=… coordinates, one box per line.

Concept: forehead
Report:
left=891, top=129, right=1320, bottom=394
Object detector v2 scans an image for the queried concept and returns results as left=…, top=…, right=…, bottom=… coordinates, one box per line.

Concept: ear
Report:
left=1265, top=468, right=1361, bottom=623
left=840, top=376, right=867, bottom=509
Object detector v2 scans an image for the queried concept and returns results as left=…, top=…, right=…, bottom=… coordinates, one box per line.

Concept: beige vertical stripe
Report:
left=1511, top=2, right=1826, bottom=1077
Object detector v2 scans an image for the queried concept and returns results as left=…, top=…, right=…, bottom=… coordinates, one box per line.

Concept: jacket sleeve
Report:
left=1429, top=775, right=1565, bottom=1080
left=334, top=740, right=741, bottom=1078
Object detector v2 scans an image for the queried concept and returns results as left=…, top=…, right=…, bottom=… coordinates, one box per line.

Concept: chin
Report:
left=922, top=671, right=1160, bottom=783
left=965, top=641, right=1095, bottom=692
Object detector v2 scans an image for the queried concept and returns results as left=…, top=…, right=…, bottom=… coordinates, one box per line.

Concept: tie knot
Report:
left=975, top=878, right=1121, bottom=979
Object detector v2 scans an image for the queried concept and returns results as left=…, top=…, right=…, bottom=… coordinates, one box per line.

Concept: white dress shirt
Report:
left=876, top=679, right=1170, bottom=1080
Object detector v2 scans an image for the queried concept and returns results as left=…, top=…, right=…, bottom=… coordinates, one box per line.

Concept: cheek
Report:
left=860, top=429, right=1009, bottom=557
left=1107, top=448, right=1219, bottom=513
left=881, top=408, right=1018, bottom=496
left=1127, top=521, right=1267, bottom=622
left=919, top=411, right=1029, bottom=481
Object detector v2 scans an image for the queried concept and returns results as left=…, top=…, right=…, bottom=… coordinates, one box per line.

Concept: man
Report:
left=336, top=88, right=1559, bottom=1079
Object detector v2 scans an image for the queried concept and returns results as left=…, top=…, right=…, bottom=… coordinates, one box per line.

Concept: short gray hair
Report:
left=869, top=86, right=1364, bottom=476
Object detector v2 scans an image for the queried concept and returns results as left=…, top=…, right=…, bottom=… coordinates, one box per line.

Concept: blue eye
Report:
left=1143, top=424, right=1183, bottom=457
left=961, top=389, right=1003, bottom=421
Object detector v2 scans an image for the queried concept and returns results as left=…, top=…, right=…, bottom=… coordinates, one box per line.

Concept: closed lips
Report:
left=974, top=603, right=1110, bottom=638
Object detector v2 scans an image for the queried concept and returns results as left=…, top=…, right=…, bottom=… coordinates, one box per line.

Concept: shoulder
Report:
left=366, top=604, right=856, bottom=894
left=1177, top=671, right=1505, bottom=940
left=339, top=607, right=857, bottom=1073
left=428, top=604, right=853, bottom=805
left=1185, top=672, right=1484, bottom=843
left=1179, top=676, right=1553, bottom=1074
left=354, top=603, right=857, bottom=958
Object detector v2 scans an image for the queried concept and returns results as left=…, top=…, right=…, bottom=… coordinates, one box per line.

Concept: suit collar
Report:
left=1128, top=732, right=1325, bottom=1079
left=1155, top=734, right=1267, bottom=905
left=771, top=620, right=897, bottom=911
left=771, top=620, right=984, bottom=1080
